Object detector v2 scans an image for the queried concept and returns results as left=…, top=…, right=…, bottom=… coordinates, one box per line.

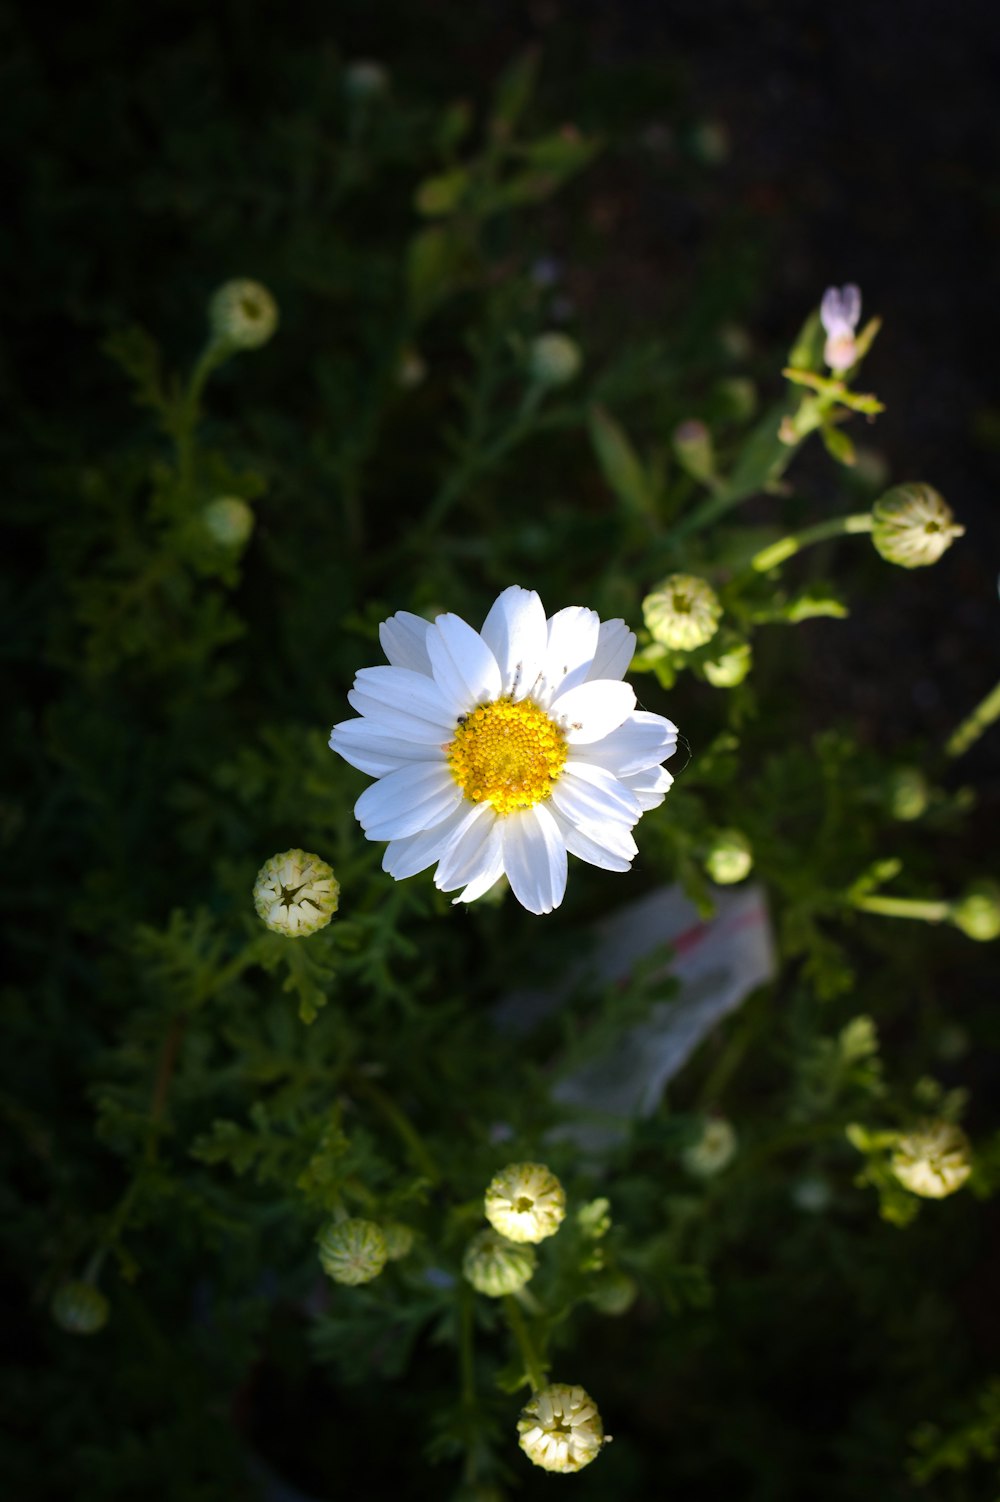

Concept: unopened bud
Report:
left=891, top=1121, right=971, bottom=1199
left=588, top=1269, right=637, bottom=1316
left=517, top=1384, right=606, bottom=1473
left=871, top=484, right=964, bottom=569
left=529, top=332, right=582, bottom=389
left=673, top=419, right=716, bottom=484
left=203, top=496, right=255, bottom=548
left=887, top=767, right=930, bottom=822
left=484, top=1162, right=566, bottom=1244
left=703, top=639, right=752, bottom=688
left=253, top=850, right=339, bottom=937
left=643, top=574, right=722, bottom=652
left=382, top=1222, right=415, bottom=1261
left=462, top=1228, right=537, bottom=1297
left=820, top=284, right=861, bottom=372
left=344, top=60, right=390, bottom=100
left=51, top=1281, right=109, bottom=1336
left=208, top=279, right=279, bottom=351
left=951, top=881, right=1000, bottom=942
left=317, top=1218, right=387, bottom=1285
left=704, top=830, right=753, bottom=885
left=683, top=1117, right=738, bottom=1177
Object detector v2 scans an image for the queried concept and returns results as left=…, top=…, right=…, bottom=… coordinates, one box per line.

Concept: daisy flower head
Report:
left=329, top=587, right=678, bottom=915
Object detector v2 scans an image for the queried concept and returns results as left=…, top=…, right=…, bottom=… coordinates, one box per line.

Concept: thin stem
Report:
left=750, top=512, right=873, bottom=573
left=945, top=677, right=1000, bottom=760
left=350, top=1076, right=441, bottom=1184
left=175, top=343, right=225, bottom=495
left=503, top=1294, right=547, bottom=1393
left=850, top=893, right=952, bottom=924
left=459, top=1285, right=477, bottom=1408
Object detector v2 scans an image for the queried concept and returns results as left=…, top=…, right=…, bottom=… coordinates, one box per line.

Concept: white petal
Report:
left=453, top=844, right=506, bottom=904
left=355, top=763, right=461, bottom=840
left=549, top=806, right=637, bottom=872
left=434, top=804, right=501, bottom=891
left=551, top=760, right=641, bottom=826
left=840, top=283, right=861, bottom=330
left=621, top=764, right=675, bottom=811
left=346, top=693, right=454, bottom=745
left=330, top=718, right=445, bottom=776
left=382, top=802, right=472, bottom=879
left=536, top=605, right=601, bottom=703
left=351, top=665, right=459, bottom=727
left=820, top=285, right=846, bottom=336
left=426, top=613, right=502, bottom=711
left=379, top=610, right=433, bottom=674
left=501, top=804, right=568, bottom=915
left=576, top=709, right=678, bottom=776
left=549, top=679, right=636, bottom=744
left=479, top=586, right=549, bottom=701
left=587, top=618, right=636, bottom=682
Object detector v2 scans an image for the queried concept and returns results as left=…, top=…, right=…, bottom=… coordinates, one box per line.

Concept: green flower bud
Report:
left=892, top=1121, right=971, bottom=1199
left=529, top=333, right=582, bottom=389
left=951, top=881, right=1000, bottom=942
left=588, top=1269, right=637, bottom=1316
left=682, top=1117, right=738, bottom=1178
left=484, top=1162, right=566, bottom=1244
left=643, top=574, right=722, bottom=652
left=395, top=345, right=426, bottom=389
left=317, top=1218, right=387, bottom=1285
left=672, top=419, right=716, bottom=485
left=382, top=1222, right=415, bottom=1261
left=344, top=60, right=389, bottom=100
left=517, top=1383, right=606, bottom=1473
left=203, top=496, right=255, bottom=549
left=462, top=1228, right=537, bottom=1297
left=703, top=639, right=753, bottom=688
left=208, top=278, right=279, bottom=351
left=253, top=850, right=339, bottom=937
left=704, top=830, right=753, bottom=885
left=870, top=484, right=964, bottom=569
left=51, top=1281, right=109, bottom=1336
left=886, top=767, right=930, bottom=822
left=791, top=1175, right=832, bottom=1214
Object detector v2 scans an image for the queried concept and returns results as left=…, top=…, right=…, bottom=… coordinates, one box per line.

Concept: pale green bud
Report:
left=203, top=496, right=255, bottom=549
left=484, top=1162, right=566, bottom=1244
left=462, top=1228, right=537, bottom=1297
left=643, top=574, right=722, bottom=652
left=382, top=1222, right=416, bottom=1261
left=529, top=332, right=582, bottom=389
left=344, top=60, right=390, bottom=100
left=892, top=1120, right=971, bottom=1199
left=951, top=881, right=1000, bottom=941
left=672, top=419, right=716, bottom=485
left=253, top=849, right=339, bottom=937
left=517, top=1383, right=606, bottom=1473
left=703, top=639, right=752, bottom=688
left=791, top=1175, right=832, bottom=1213
left=704, top=830, right=753, bottom=885
left=51, top=1281, right=109, bottom=1336
left=208, top=278, right=279, bottom=351
left=395, top=345, right=426, bottom=389
left=317, top=1218, right=387, bottom=1285
left=576, top=1197, right=611, bottom=1239
left=871, top=484, right=964, bottom=569
left=588, top=1269, right=637, bottom=1316
left=683, top=1117, right=738, bottom=1177
left=887, top=767, right=930, bottom=822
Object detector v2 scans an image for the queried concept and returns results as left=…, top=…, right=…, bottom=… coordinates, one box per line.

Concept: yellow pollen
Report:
left=447, top=697, right=567, bottom=815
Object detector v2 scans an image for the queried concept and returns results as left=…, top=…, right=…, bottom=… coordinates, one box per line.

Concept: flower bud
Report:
left=484, top=1162, right=566, bottom=1244
left=672, top=419, right=716, bottom=485
left=208, top=278, right=279, bottom=351
left=588, top=1269, right=637, bottom=1316
left=382, top=1222, right=416, bottom=1261
left=344, top=60, right=390, bottom=100
left=203, top=496, right=255, bottom=549
left=951, top=881, right=1000, bottom=942
left=643, top=574, right=722, bottom=652
left=517, top=1383, right=606, bottom=1473
left=704, top=829, right=753, bottom=885
left=870, top=484, right=964, bottom=569
left=886, top=767, right=930, bottom=822
left=51, top=1280, right=109, bottom=1336
left=791, top=1174, right=832, bottom=1214
left=462, top=1228, right=537, bottom=1297
left=682, top=1117, right=738, bottom=1178
left=253, top=850, right=339, bottom=937
left=820, top=284, right=861, bottom=372
left=892, top=1121, right=971, bottom=1199
left=703, top=639, right=753, bottom=688
left=528, top=332, right=582, bottom=389
left=317, top=1218, right=388, bottom=1285
left=395, top=345, right=426, bottom=389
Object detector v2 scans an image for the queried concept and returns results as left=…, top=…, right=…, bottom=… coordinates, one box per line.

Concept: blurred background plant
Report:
left=3, top=3, right=999, bottom=1499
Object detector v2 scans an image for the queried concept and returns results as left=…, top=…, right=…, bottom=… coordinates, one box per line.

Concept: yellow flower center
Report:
left=447, top=697, right=567, bottom=815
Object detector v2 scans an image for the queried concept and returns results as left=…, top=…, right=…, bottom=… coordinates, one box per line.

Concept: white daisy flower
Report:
left=329, top=587, right=678, bottom=915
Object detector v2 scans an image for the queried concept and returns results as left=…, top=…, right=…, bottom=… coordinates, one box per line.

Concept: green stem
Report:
left=850, top=893, right=951, bottom=924
left=417, top=408, right=575, bottom=539
left=350, top=1076, right=441, bottom=1184
left=503, top=1294, right=547, bottom=1393
left=945, top=677, right=1000, bottom=760
left=459, top=1285, right=476, bottom=1408
left=175, top=343, right=225, bottom=495
left=751, top=512, right=873, bottom=573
